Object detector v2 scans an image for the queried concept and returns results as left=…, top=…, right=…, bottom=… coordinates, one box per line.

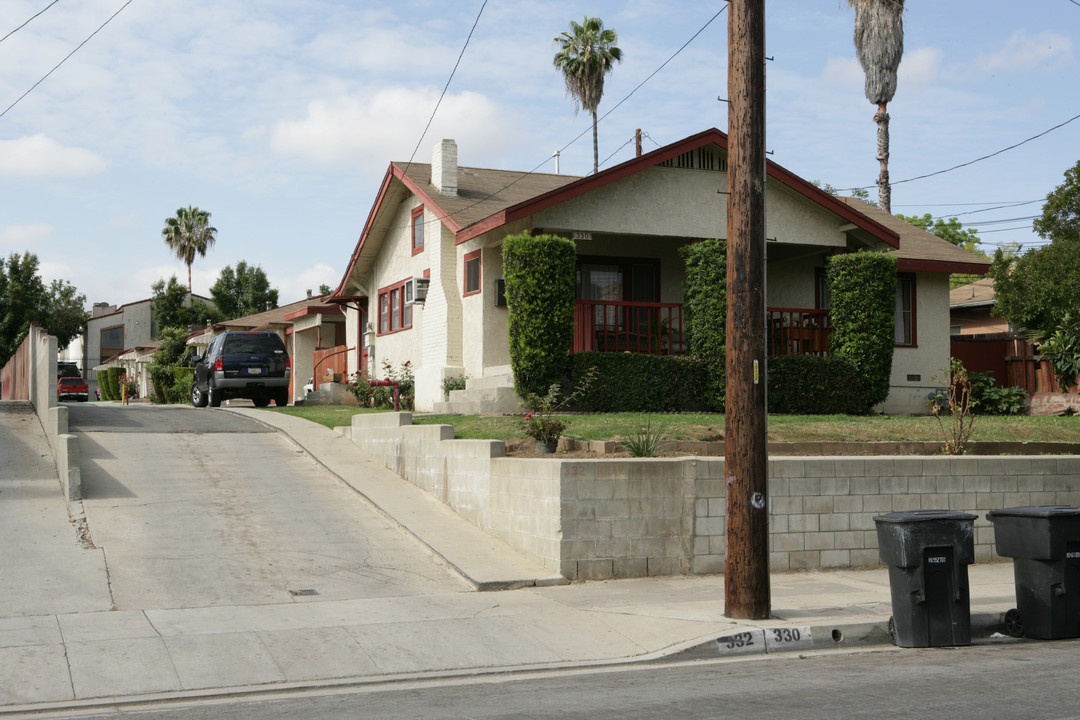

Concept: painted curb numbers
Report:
left=715, top=626, right=812, bottom=657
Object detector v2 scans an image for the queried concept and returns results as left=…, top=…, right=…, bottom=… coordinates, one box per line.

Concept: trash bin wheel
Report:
left=1004, top=608, right=1024, bottom=638
left=887, top=616, right=897, bottom=646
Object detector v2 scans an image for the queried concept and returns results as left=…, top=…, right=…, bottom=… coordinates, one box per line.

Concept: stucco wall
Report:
left=884, top=271, right=951, bottom=415
left=350, top=413, right=1080, bottom=581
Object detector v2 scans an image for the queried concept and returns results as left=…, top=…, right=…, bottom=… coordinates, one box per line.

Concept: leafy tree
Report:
left=147, top=326, right=196, bottom=403
left=151, top=276, right=222, bottom=334
left=811, top=181, right=875, bottom=205
left=990, top=238, right=1080, bottom=337
left=1033, top=159, right=1080, bottom=241
left=161, top=205, right=217, bottom=292
left=210, top=261, right=279, bottom=319
left=0, top=252, right=87, bottom=367
left=848, top=0, right=905, bottom=213
left=318, top=283, right=333, bottom=296
left=553, top=16, right=622, bottom=174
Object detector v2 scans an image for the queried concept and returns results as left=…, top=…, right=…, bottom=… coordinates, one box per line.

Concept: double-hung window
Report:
left=377, top=278, right=413, bottom=334
left=411, top=206, right=424, bottom=255
left=464, top=249, right=481, bottom=296
left=895, top=273, right=916, bottom=347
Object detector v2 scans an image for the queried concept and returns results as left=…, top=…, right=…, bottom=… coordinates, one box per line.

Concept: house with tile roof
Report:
left=330, top=128, right=990, bottom=414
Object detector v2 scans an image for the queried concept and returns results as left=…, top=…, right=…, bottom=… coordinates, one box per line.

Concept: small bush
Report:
left=969, top=371, right=1028, bottom=415
left=768, top=354, right=867, bottom=414
left=620, top=415, right=672, bottom=457
left=568, top=352, right=714, bottom=412
left=441, top=374, right=468, bottom=400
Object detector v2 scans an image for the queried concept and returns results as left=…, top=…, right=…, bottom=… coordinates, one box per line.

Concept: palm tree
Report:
left=849, top=0, right=904, bottom=213
left=161, top=206, right=217, bottom=293
left=553, top=16, right=623, bottom=174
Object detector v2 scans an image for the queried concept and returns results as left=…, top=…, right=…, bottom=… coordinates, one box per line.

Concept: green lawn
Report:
left=266, top=406, right=1080, bottom=444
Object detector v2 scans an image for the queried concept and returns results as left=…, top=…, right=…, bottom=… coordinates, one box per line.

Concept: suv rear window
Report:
left=59, top=378, right=83, bottom=386
left=222, top=335, right=285, bottom=354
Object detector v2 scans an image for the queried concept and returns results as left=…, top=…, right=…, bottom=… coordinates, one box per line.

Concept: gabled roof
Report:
left=837, top=198, right=993, bottom=275
left=331, top=128, right=915, bottom=299
left=186, top=295, right=333, bottom=343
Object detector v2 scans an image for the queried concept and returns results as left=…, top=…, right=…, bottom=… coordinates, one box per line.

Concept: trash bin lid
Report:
left=987, top=505, right=1080, bottom=520
left=873, top=509, right=978, bottom=524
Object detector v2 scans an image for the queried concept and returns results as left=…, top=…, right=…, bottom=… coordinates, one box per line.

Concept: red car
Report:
left=57, top=376, right=89, bottom=402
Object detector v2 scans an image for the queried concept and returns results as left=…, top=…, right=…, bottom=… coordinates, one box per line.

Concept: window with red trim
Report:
left=411, top=206, right=424, bottom=255
left=377, top=278, right=413, bottom=334
left=895, top=273, right=916, bottom=347
left=464, top=249, right=481, bottom=296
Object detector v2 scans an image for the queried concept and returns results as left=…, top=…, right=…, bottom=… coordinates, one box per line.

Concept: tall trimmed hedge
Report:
left=826, top=252, right=897, bottom=410
left=568, top=352, right=713, bottom=412
left=95, top=369, right=111, bottom=401
left=679, top=238, right=727, bottom=410
left=503, top=233, right=577, bottom=399
left=106, top=366, right=124, bottom=401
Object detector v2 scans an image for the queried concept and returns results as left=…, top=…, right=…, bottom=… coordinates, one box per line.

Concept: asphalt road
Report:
left=66, top=403, right=471, bottom=610
left=31, top=638, right=1080, bottom=720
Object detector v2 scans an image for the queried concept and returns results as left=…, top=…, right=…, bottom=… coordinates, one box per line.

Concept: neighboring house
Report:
left=950, top=277, right=1009, bottom=336
left=185, top=292, right=345, bottom=403
left=330, top=129, right=990, bottom=415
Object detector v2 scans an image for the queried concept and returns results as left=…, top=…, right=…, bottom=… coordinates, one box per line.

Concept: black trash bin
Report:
left=873, top=509, right=977, bottom=648
left=986, top=505, right=1080, bottom=640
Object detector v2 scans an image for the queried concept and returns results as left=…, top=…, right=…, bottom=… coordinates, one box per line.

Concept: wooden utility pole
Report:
left=724, top=0, right=770, bottom=620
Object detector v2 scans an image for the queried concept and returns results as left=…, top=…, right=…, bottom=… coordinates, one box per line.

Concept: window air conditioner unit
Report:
left=406, top=277, right=430, bottom=305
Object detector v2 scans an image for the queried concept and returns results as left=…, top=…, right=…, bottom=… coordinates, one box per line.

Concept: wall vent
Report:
left=658, top=147, right=727, bottom=172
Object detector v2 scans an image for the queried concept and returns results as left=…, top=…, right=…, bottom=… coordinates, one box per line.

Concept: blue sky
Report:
left=1, top=1, right=1077, bottom=308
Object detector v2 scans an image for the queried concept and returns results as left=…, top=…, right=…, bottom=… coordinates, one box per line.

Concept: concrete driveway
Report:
left=68, top=403, right=471, bottom=611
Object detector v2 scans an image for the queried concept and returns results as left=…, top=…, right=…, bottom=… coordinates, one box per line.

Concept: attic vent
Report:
left=658, top=147, right=727, bottom=172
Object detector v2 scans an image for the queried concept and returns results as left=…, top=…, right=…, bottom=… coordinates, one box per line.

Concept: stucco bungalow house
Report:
left=329, top=128, right=990, bottom=414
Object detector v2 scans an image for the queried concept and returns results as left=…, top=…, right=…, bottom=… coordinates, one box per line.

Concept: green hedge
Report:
left=106, top=367, right=124, bottom=401
left=827, top=252, right=897, bottom=411
left=95, top=369, right=111, bottom=401
left=679, top=238, right=726, bottom=410
left=767, top=355, right=865, bottom=415
left=503, top=233, right=576, bottom=399
left=568, top=352, right=714, bottom=412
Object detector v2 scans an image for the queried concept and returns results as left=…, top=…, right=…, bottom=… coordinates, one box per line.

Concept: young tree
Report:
left=161, top=205, right=217, bottom=292
left=210, top=261, right=279, bottom=319
left=553, top=16, right=622, bottom=174
left=849, top=0, right=905, bottom=213
left=0, top=252, right=87, bottom=367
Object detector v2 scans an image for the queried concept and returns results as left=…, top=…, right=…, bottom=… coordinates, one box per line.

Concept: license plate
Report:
left=247, top=368, right=262, bottom=375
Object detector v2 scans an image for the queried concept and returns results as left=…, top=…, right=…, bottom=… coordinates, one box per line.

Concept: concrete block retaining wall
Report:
left=350, top=413, right=1080, bottom=581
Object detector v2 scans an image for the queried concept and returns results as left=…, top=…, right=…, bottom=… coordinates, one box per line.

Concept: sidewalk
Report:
left=0, top=402, right=1019, bottom=714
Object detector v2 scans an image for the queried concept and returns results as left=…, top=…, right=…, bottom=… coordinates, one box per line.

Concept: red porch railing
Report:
left=767, top=308, right=832, bottom=357
left=572, top=300, right=685, bottom=355
left=312, top=345, right=350, bottom=390
left=571, top=302, right=831, bottom=357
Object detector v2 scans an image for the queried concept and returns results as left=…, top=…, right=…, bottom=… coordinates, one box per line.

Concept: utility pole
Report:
left=724, top=0, right=770, bottom=620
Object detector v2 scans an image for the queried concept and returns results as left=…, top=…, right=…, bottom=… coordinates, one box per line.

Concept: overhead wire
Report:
left=0, top=0, right=135, bottom=120
left=0, top=0, right=61, bottom=45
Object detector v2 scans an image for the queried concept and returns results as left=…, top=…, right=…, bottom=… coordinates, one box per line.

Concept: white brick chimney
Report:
left=432, top=139, right=458, bottom=196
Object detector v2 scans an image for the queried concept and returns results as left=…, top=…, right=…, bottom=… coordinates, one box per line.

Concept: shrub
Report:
left=767, top=355, right=865, bottom=415
left=503, top=233, right=576, bottom=400
left=827, top=252, right=897, bottom=410
left=441, top=374, right=468, bottom=400
left=620, top=415, right=672, bottom=457
left=347, top=360, right=414, bottom=409
left=969, top=370, right=1028, bottom=415
left=106, top=367, right=124, bottom=401
left=680, top=238, right=727, bottom=410
left=568, top=352, right=713, bottom=412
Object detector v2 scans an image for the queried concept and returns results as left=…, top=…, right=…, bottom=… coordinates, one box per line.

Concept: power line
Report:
left=0, top=0, right=134, bottom=120
left=401, top=0, right=488, bottom=177
left=842, top=111, right=1080, bottom=191
left=0, top=0, right=61, bottom=45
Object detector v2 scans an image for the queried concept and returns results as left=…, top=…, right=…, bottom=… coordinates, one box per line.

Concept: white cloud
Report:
left=276, top=263, right=340, bottom=304
left=0, top=135, right=106, bottom=177
left=821, top=56, right=863, bottom=89
left=898, top=47, right=944, bottom=91
left=979, top=31, right=1072, bottom=72
left=269, top=87, right=514, bottom=165
left=0, top=223, right=52, bottom=248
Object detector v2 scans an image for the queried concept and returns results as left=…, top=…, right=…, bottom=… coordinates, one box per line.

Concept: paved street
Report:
left=67, top=403, right=472, bottom=609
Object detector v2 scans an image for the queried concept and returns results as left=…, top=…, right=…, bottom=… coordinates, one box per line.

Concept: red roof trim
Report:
left=454, top=128, right=900, bottom=248
left=897, top=259, right=991, bottom=275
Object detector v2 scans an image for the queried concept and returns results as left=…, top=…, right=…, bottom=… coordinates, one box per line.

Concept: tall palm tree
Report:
left=849, top=0, right=904, bottom=213
left=161, top=206, right=217, bottom=293
left=553, top=16, right=623, bottom=174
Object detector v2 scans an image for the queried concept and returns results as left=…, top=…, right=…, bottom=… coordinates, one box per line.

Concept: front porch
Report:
left=570, top=301, right=831, bottom=357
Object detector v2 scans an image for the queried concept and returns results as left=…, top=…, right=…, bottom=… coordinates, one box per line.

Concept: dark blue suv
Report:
left=190, top=331, right=290, bottom=408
